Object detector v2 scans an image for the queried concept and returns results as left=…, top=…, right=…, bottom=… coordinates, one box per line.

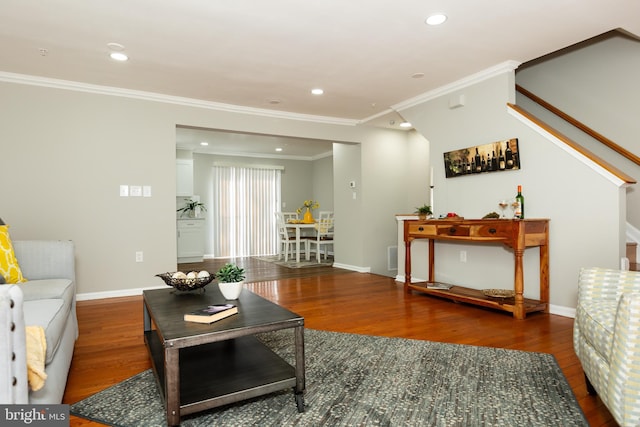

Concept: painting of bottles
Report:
left=443, top=138, right=520, bottom=178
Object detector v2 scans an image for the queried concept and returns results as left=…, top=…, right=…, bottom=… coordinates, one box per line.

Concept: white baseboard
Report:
left=333, top=263, right=370, bottom=273
left=77, top=285, right=165, bottom=301
left=548, top=304, right=575, bottom=318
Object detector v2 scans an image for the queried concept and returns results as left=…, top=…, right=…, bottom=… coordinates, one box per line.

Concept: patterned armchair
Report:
left=573, top=267, right=640, bottom=426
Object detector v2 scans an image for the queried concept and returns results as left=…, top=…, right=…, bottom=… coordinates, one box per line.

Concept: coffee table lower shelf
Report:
left=406, top=282, right=547, bottom=316
left=144, top=331, right=302, bottom=418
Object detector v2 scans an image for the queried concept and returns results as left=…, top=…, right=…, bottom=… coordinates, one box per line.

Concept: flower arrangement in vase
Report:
left=297, top=200, right=319, bottom=223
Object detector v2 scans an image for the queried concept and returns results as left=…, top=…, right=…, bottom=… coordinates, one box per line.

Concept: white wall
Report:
left=400, top=71, right=625, bottom=311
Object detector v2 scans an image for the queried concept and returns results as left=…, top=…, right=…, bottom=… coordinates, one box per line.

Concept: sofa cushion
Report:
left=577, top=299, right=617, bottom=363
left=0, top=225, right=26, bottom=284
left=23, top=299, right=69, bottom=365
left=19, top=279, right=74, bottom=307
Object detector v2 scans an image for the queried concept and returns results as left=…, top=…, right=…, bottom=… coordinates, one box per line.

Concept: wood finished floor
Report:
left=64, top=257, right=616, bottom=426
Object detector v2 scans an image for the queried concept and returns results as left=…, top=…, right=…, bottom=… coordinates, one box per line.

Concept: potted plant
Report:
left=415, top=204, right=432, bottom=220
left=177, top=198, right=207, bottom=218
left=215, top=263, right=246, bottom=299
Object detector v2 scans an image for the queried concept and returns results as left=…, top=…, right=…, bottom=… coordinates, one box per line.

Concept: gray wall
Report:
left=0, top=79, right=418, bottom=298
left=516, top=33, right=640, bottom=228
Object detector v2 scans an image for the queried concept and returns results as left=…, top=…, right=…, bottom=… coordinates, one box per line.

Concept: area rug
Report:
left=256, top=255, right=333, bottom=269
left=70, top=329, right=587, bottom=427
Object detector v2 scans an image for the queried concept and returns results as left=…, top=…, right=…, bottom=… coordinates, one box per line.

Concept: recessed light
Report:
left=400, top=122, right=412, bottom=128
left=425, top=14, right=447, bottom=26
left=311, top=88, right=324, bottom=95
left=200, top=142, right=209, bottom=146
left=109, top=52, right=128, bottom=61
left=275, top=147, right=283, bottom=152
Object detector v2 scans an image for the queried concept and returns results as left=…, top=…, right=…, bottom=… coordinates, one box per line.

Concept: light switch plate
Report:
left=130, top=185, right=142, bottom=197
left=119, top=185, right=129, bottom=197
left=143, top=185, right=152, bottom=197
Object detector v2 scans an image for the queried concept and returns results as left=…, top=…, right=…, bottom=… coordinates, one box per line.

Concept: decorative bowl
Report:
left=156, top=272, right=215, bottom=292
left=482, top=288, right=515, bottom=298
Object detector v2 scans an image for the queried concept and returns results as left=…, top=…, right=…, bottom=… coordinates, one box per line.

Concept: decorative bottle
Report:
left=514, top=185, right=525, bottom=219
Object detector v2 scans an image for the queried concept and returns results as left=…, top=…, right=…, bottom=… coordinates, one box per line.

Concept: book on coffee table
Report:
left=184, top=304, right=238, bottom=324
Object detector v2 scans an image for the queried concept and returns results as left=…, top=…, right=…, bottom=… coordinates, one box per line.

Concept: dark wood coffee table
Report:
left=143, top=286, right=305, bottom=426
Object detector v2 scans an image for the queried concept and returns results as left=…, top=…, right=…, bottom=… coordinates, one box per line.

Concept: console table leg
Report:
left=514, top=249, right=525, bottom=320
left=404, top=240, right=412, bottom=292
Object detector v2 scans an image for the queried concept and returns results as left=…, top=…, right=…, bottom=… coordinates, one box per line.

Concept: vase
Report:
left=303, top=207, right=314, bottom=223
left=218, top=282, right=243, bottom=300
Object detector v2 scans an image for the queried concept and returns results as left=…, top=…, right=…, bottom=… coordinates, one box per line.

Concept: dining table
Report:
left=285, top=222, right=317, bottom=263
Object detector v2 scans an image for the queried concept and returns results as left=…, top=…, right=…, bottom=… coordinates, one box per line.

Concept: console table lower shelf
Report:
left=407, top=282, right=548, bottom=316
left=144, top=331, right=303, bottom=419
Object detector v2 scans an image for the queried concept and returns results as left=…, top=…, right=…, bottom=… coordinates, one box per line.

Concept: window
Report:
left=212, top=165, right=281, bottom=258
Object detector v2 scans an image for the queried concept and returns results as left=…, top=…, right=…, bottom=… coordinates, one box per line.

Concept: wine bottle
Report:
left=514, top=185, right=525, bottom=219
left=498, top=148, right=505, bottom=170
left=474, top=148, right=481, bottom=173
left=505, top=142, right=514, bottom=169
left=491, top=150, right=498, bottom=171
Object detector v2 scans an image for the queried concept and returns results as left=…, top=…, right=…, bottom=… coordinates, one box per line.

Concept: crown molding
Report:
left=200, top=150, right=332, bottom=162
left=392, top=60, right=522, bottom=113
left=0, top=71, right=358, bottom=127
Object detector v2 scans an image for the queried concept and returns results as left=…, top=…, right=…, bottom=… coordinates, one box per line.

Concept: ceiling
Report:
left=2, top=1, right=639, bottom=157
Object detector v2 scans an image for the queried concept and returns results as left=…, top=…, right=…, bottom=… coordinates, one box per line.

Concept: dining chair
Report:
left=275, top=212, right=308, bottom=261
left=309, top=216, right=334, bottom=262
left=318, top=211, right=334, bottom=223
left=282, top=212, right=299, bottom=223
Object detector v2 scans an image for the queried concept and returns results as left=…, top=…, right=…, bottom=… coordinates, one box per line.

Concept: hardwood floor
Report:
left=64, top=258, right=616, bottom=426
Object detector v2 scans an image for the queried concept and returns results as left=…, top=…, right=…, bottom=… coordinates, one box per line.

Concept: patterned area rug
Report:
left=70, top=329, right=587, bottom=426
left=256, top=255, right=333, bottom=269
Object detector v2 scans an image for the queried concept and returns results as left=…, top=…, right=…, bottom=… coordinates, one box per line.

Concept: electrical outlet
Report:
left=135, top=251, right=143, bottom=262
left=460, top=251, right=467, bottom=263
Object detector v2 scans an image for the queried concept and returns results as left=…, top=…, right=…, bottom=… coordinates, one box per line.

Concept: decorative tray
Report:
left=156, top=272, right=215, bottom=292
left=482, top=288, right=515, bottom=298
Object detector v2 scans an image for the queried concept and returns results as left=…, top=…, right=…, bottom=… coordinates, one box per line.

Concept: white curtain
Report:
left=212, top=165, right=281, bottom=258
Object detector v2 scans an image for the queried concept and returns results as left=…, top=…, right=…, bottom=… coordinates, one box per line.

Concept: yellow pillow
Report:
left=0, top=225, right=27, bottom=283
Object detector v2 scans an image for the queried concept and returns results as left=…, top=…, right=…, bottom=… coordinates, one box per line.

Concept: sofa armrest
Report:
left=12, top=241, right=75, bottom=282
left=0, top=285, right=28, bottom=404
left=607, top=292, right=640, bottom=424
left=578, top=267, right=640, bottom=303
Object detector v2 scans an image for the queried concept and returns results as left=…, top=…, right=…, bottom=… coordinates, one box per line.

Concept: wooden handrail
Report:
left=508, top=103, right=636, bottom=184
left=516, top=84, right=640, bottom=167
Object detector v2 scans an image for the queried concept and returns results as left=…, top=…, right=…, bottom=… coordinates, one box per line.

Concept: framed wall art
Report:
left=443, top=138, right=520, bottom=178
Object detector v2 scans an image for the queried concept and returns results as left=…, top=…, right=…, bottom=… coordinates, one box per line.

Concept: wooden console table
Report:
left=404, top=219, right=549, bottom=319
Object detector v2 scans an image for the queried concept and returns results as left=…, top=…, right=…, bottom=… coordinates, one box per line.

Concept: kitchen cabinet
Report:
left=177, top=219, right=205, bottom=263
left=176, top=159, right=193, bottom=196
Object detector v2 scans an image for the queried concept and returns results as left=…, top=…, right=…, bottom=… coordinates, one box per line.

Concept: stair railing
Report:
left=516, top=84, right=640, bottom=167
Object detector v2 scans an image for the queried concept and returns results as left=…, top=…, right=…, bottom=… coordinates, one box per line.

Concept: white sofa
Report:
left=0, top=240, right=77, bottom=404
